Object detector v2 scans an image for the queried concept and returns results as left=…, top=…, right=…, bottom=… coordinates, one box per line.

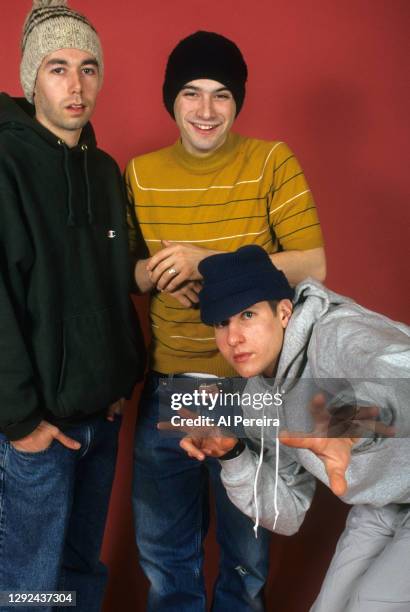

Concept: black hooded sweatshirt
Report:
left=0, top=93, right=145, bottom=440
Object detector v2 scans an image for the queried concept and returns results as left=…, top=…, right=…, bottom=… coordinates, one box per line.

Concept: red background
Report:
left=1, top=1, right=409, bottom=610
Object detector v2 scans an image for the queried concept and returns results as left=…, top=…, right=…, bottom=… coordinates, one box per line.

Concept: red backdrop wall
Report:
left=1, top=1, right=409, bottom=610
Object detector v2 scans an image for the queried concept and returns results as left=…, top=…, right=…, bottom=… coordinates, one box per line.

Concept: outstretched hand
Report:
left=280, top=430, right=356, bottom=496
left=158, top=407, right=238, bottom=460
left=280, top=393, right=395, bottom=496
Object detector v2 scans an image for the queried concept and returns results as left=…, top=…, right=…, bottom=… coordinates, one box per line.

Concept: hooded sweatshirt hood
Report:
left=0, top=93, right=96, bottom=148
left=276, top=278, right=353, bottom=382
left=0, top=93, right=97, bottom=226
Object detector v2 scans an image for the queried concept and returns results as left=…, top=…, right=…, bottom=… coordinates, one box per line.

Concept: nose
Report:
left=197, top=93, right=214, bottom=120
left=68, top=70, right=82, bottom=95
left=227, top=322, right=244, bottom=347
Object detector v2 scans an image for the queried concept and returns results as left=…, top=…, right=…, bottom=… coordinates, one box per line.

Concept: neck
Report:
left=173, top=132, right=241, bottom=174
left=180, top=134, right=229, bottom=158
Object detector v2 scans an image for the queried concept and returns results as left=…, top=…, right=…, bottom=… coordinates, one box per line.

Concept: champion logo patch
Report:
left=107, top=230, right=116, bottom=239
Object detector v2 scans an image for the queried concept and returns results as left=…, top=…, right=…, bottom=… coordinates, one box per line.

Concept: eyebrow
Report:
left=181, top=85, right=231, bottom=93
left=44, top=58, right=99, bottom=68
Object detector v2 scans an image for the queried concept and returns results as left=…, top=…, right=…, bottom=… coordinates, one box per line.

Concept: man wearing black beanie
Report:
left=126, top=31, right=326, bottom=610
left=163, top=31, right=248, bottom=117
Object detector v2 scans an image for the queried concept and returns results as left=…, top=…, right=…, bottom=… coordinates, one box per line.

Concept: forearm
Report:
left=270, top=246, right=326, bottom=286
left=220, top=444, right=315, bottom=535
left=0, top=272, right=43, bottom=439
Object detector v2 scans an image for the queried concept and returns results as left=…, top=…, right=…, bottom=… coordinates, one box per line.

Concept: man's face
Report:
left=173, top=79, right=236, bottom=157
left=34, top=48, right=100, bottom=145
left=214, top=300, right=292, bottom=378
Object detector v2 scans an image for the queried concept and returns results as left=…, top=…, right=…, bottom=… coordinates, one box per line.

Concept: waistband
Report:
left=151, top=370, right=219, bottom=380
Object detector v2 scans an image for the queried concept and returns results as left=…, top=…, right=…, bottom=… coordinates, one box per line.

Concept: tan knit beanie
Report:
left=20, top=0, right=104, bottom=103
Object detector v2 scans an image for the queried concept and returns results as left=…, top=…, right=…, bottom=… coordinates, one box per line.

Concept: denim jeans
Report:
left=133, top=373, right=271, bottom=611
left=0, top=414, right=121, bottom=612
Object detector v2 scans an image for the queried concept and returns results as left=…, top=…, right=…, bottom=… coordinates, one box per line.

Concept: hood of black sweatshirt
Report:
left=0, top=92, right=100, bottom=227
left=0, top=92, right=97, bottom=149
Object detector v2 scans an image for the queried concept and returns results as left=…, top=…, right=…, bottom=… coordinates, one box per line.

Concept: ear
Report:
left=278, top=299, right=293, bottom=329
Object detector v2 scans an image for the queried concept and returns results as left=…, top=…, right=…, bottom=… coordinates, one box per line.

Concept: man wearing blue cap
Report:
left=177, top=245, right=410, bottom=612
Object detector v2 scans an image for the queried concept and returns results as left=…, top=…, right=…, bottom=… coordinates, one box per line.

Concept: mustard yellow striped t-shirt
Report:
left=126, top=132, right=323, bottom=376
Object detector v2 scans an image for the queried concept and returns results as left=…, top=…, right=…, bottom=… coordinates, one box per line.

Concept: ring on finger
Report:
left=167, top=267, right=177, bottom=275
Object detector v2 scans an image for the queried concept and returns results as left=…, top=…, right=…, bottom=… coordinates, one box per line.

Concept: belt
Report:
left=151, top=370, right=218, bottom=380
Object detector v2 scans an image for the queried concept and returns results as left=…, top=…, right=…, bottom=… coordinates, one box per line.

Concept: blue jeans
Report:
left=0, top=414, right=121, bottom=612
left=133, top=373, right=271, bottom=611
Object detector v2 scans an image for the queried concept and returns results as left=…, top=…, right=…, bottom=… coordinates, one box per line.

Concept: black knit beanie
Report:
left=198, top=246, right=295, bottom=325
left=163, top=31, right=248, bottom=118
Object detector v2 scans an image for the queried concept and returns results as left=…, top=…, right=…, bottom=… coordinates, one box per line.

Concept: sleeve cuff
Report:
left=219, top=444, right=256, bottom=484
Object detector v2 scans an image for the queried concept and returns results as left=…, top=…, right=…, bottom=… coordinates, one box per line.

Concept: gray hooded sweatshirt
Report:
left=220, top=280, right=410, bottom=535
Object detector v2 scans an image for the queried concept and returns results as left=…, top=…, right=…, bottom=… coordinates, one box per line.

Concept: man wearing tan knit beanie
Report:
left=20, top=0, right=104, bottom=103
left=0, top=1, right=145, bottom=609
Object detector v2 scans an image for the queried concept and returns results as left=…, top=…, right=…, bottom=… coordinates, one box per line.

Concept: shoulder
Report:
left=309, top=303, right=410, bottom=377
left=0, top=127, right=26, bottom=158
left=238, top=135, right=293, bottom=157
left=0, top=132, right=24, bottom=180
left=126, top=144, right=175, bottom=175
left=236, top=135, right=297, bottom=171
left=314, top=302, right=409, bottom=340
left=94, top=147, right=121, bottom=172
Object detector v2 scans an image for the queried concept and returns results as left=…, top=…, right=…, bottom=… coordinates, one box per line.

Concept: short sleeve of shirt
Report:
left=124, top=162, right=149, bottom=262
left=268, top=143, right=324, bottom=251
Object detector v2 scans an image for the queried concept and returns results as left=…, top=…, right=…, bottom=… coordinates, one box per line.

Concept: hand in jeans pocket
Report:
left=11, top=420, right=81, bottom=453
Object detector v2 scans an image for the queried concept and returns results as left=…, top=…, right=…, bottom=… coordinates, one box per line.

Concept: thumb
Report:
left=279, top=431, right=316, bottom=450
left=54, top=430, right=81, bottom=450
left=328, top=468, right=348, bottom=497
left=161, top=240, right=172, bottom=247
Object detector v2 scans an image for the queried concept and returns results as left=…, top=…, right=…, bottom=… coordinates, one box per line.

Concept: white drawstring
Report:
left=272, top=399, right=280, bottom=531
left=253, top=411, right=265, bottom=538
left=253, top=390, right=281, bottom=537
